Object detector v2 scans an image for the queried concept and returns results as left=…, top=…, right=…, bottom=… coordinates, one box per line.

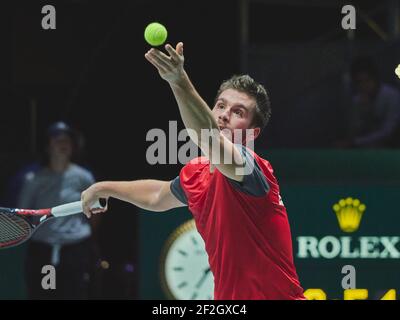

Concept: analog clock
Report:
left=160, top=219, right=214, bottom=300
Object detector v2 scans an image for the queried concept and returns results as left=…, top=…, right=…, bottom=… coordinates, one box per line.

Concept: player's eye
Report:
left=234, top=110, right=243, bottom=117
left=217, top=104, right=225, bottom=109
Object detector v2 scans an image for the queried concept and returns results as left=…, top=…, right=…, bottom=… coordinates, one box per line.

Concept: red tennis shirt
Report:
left=171, top=145, right=305, bottom=300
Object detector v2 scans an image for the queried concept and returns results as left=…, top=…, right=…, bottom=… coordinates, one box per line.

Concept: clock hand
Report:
left=195, top=267, right=211, bottom=289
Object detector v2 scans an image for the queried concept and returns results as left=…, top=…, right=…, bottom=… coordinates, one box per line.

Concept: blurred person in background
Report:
left=335, top=56, right=400, bottom=148
left=18, top=121, right=101, bottom=299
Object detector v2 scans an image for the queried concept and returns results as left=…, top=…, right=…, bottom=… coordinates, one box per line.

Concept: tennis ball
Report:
left=144, top=22, right=168, bottom=47
left=395, top=64, right=400, bottom=77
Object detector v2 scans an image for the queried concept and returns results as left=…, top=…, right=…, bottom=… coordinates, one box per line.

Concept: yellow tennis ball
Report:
left=144, top=22, right=168, bottom=47
left=395, top=64, right=400, bottom=78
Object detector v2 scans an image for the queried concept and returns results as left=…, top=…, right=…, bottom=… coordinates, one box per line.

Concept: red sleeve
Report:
left=179, top=157, right=209, bottom=206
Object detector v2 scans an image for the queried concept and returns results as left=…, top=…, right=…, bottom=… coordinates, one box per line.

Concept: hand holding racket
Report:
left=0, top=198, right=107, bottom=249
left=81, top=185, right=109, bottom=218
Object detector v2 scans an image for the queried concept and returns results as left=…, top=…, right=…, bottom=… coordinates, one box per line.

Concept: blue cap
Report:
left=47, top=121, right=73, bottom=138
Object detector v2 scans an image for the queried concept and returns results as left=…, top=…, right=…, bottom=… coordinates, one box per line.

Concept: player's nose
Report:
left=219, top=109, right=230, bottom=122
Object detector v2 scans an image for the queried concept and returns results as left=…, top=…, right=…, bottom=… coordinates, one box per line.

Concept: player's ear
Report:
left=242, top=127, right=261, bottom=144
left=253, top=127, right=261, bottom=140
left=244, top=127, right=260, bottom=144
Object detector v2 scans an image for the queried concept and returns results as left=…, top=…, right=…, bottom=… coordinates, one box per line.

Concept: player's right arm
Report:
left=81, top=180, right=186, bottom=218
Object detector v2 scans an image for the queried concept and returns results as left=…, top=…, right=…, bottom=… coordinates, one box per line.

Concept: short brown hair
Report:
left=215, top=75, right=272, bottom=130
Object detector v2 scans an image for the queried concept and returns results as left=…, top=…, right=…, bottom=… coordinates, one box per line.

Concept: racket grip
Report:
left=51, top=199, right=106, bottom=217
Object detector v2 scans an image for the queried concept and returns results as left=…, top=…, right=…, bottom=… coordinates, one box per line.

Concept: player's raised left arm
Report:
left=145, top=43, right=245, bottom=182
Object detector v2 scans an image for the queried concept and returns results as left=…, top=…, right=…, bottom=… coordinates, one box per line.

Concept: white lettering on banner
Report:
left=297, top=236, right=400, bottom=259
left=340, top=237, right=359, bottom=258
left=318, top=236, right=341, bottom=259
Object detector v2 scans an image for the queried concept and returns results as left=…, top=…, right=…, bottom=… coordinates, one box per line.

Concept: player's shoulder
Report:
left=187, top=156, right=209, bottom=164
left=184, top=156, right=209, bottom=169
left=180, top=157, right=209, bottom=178
left=241, top=146, right=275, bottom=174
left=241, top=145, right=270, bottom=164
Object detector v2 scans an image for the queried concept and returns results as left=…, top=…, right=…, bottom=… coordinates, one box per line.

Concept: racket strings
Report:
left=0, top=215, right=26, bottom=237
left=0, top=217, right=30, bottom=236
left=0, top=212, right=31, bottom=244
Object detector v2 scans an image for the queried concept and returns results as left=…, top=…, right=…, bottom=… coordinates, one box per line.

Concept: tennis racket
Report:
left=0, top=198, right=107, bottom=249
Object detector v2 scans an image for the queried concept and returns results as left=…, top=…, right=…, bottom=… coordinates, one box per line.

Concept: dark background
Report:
left=0, top=0, right=399, bottom=299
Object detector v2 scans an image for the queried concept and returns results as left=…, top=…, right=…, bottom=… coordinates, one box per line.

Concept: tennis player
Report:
left=82, top=42, right=305, bottom=300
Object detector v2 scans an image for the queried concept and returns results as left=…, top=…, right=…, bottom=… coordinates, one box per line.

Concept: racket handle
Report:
left=51, top=199, right=106, bottom=217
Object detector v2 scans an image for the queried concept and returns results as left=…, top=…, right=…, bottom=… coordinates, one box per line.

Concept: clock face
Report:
left=161, top=220, right=214, bottom=300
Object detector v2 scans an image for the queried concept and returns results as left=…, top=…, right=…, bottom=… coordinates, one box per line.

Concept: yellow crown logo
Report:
left=333, top=197, right=366, bottom=233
